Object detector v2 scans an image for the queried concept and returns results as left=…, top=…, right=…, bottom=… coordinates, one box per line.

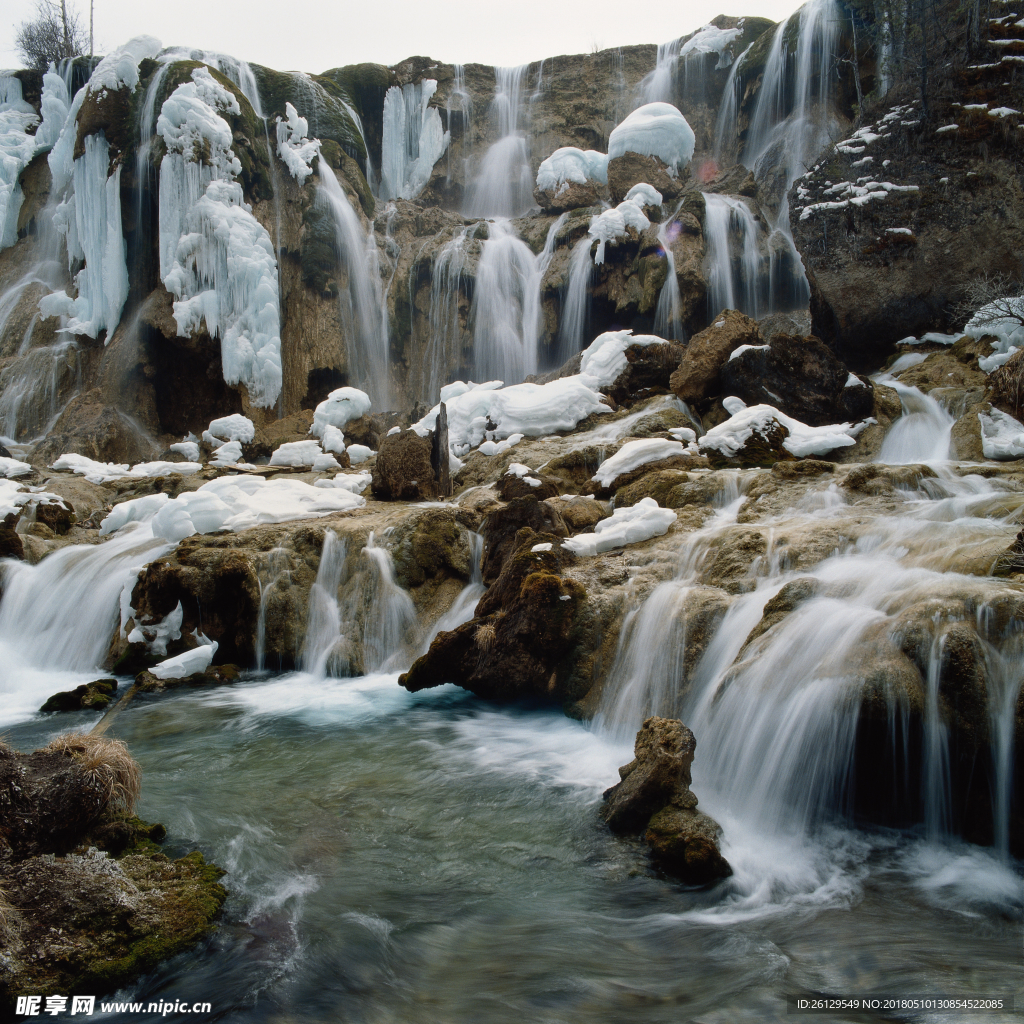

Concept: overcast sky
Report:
left=1, top=0, right=805, bottom=74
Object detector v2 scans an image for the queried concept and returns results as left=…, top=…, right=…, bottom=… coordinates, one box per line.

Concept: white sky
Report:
left=1, top=0, right=805, bottom=74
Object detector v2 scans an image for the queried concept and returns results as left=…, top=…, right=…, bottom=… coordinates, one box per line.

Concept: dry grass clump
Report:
left=44, top=732, right=141, bottom=816
left=474, top=622, right=496, bottom=651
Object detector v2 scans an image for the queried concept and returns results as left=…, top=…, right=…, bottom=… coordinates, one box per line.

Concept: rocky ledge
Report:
left=0, top=733, right=226, bottom=1008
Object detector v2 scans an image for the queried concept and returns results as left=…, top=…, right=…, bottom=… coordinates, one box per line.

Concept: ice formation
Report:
left=978, top=407, right=1024, bottom=459
left=380, top=80, right=450, bottom=201
left=413, top=376, right=610, bottom=454
left=276, top=102, right=321, bottom=184
left=563, top=497, right=677, bottom=556
left=698, top=399, right=864, bottom=458
left=311, top=387, right=372, bottom=438
left=535, top=147, right=609, bottom=194
left=578, top=330, right=666, bottom=387
left=964, top=297, right=1024, bottom=372
left=679, top=23, right=743, bottom=59
left=588, top=199, right=651, bottom=265
left=158, top=66, right=282, bottom=406
left=0, top=76, right=40, bottom=249
left=591, top=438, right=687, bottom=488
left=624, top=183, right=663, bottom=208
left=607, top=103, right=695, bottom=170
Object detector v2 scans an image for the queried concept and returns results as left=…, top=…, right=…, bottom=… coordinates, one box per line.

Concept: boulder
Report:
left=605, top=341, right=686, bottom=406
left=0, top=511, right=23, bottom=561
left=600, top=716, right=731, bottom=884
left=670, top=309, right=763, bottom=409
left=607, top=153, right=684, bottom=205
left=399, top=535, right=584, bottom=703
left=34, top=497, right=75, bottom=535
left=40, top=678, right=117, bottom=713
left=495, top=470, right=562, bottom=501
left=534, top=179, right=603, bottom=213
left=479, top=495, right=568, bottom=584
left=371, top=429, right=437, bottom=501
left=720, top=333, right=874, bottom=426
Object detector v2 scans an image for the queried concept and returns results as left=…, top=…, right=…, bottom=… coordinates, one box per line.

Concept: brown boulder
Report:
left=601, top=716, right=731, bottom=884
left=34, top=392, right=162, bottom=466
left=479, top=495, right=568, bottom=584
left=371, top=429, right=437, bottom=501
left=34, top=497, right=75, bottom=535
left=670, top=309, right=762, bottom=409
left=605, top=341, right=686, bottom=405
left=607, top=152, right=684, bottom=205
left=534, top=179, right=603, bottom=212
left=0, top=511, right=23, bottom=560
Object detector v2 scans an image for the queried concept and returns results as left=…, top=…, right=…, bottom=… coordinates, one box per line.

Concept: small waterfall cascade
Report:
left=596, top=467, right=1021, bottom=854
left=359, top=533, right=417, bottom=673
left=703, top=193, right=767, bottom=321
left=0, top=338, right=81, bottom=442
left=653, top=208, right=686, bottom=342
left=446, top=64, right=472, bottom=185
left=463, top=65, right=533, bottom=219
left=0, top=523, right=172, bottom=723
left=640, top=24, right=745, bottom=109
left=300, top=530, right=349, bottom=676
left=380, top=80, right=450, bottom=201
left=317, top=163, right=391, bottom=409
left=471, top=215, right=560, bottom=384
left=876, top=382, right=954, bottom=464
left=712, top=43, right=752, bottom=165
left=419, top=532, right=485, bottom=655
left=254, top=546, right=294, bottom=672
left=421, top=224, right=474, bottom=403
left=555, top=235, right=594, bottom=367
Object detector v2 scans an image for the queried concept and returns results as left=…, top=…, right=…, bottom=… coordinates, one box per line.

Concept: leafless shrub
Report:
left=950, top=273, right=1024, bottom=332
left=15, top=0, right=86, bottom=72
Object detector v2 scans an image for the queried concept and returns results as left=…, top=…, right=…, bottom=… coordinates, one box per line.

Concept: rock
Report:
left=607, top=152, right=685, bottom=204
left=605, top=341, right=686, bottom=406
left=988, top=348, right=1024, bottom=419
left=600, top=716, right=731, bottom=884
left=534, top=179, right=603, bottom=212
left=400, top=536, right=584, bottom=703
left=389, top=508, right=478, bottom=589
left=992, top=529, right=1024, bottom=577
left=544, top=495, right=611, bottom=533
left=495, top=470, right=562, bottom=501
left=479, top=495, right=569, bottom=584
left=134, top=664, right=240, bottom=692
left=721, top=333, right=873, bottom=426
left=34, top=497, right=75, bottom=535
left=743, top=578, right=819, bottom=649
left=670, top=309, right=763, bottom=409
left=0, top=511, right=23, bottom=561
left=371, top=429, right=437, bottom=501
left=40, top=678, right=117, bottom=713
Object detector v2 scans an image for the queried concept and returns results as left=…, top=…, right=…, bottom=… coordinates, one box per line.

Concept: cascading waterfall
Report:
left=0, top=339, right=81, bottom=441
left=653, top=204, right=686, bottom=342
left=318, top=163, right=391, bottom=408
left=555, top=235, right=594, bottom=367
left=421, top=224, right=474, bottom=403
left=876, top=382, right=954, bottom=464
left=445, top=64, right=472, bottom=186
left=254, top=547, right=293, bottom=673
left=300, top=530, right=349, bottom=676
left=419, top=531, right=485, bottom=654
left=471, top=215, right=564, bottom=384
left=463, top=65, right=533, bottom=219
left=703, top=192, right=766, bottom=321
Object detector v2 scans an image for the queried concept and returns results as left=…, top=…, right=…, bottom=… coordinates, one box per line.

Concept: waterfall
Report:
left=254, top=547, right=293, bottom=672
left=640, top=39, right=682, bottom=105
left=360, top=533, right=417, bottom=673
left=555, top=235, right=594, bottom=367
left=986, top=636, right=1024, bottom=860
left=0, top=338, right=81, bottom=441
left=463, top=65, right=533, bottom=219
left=318, top=163, right=391, bottom=409
left=703, top=193, right=766, bottom=321
left=876, top=383, right=954, bottom=464
left=713, top=43, right=751, bottom=164
left=419, top=532, right=485, bottom=654
left=0, top=523, right=172, bottom=725
left=471, top=219, right=544, bottom=383
left=300, top=530, right=349, bottom=675
left=653, top=208, right=686, bottom=342
left=446, top=64, right=472, bottom=186
left=421, top=225, right=473, bottom=403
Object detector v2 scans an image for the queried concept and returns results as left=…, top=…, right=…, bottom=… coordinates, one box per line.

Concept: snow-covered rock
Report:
left=563, top=497, right=676, bottom=555
left=311, top=387, right=372, bottom=438
left=608, top=103, right=695, bottom=170
left=591, top=438, right=687, bottom=488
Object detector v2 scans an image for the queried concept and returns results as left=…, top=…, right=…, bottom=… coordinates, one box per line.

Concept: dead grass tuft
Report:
left=44, top=732, right=141, bottom=816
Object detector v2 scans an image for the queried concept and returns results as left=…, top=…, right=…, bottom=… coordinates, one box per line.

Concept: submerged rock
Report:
left=601, top=716, right=731, bottom=885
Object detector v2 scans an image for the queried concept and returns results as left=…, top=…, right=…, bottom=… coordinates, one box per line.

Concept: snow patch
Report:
left=591, top=438, right=686, bottom=488
left=607, top=102, right=695, bottom=170
left=563, top=497, right=676, bottom=556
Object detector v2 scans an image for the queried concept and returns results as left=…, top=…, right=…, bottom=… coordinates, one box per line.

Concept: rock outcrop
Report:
left=601, top=716, right=731, bottom=884
left=670, top=310, right=763, bottom=410
left=0, top=733, right=225, bottom=1007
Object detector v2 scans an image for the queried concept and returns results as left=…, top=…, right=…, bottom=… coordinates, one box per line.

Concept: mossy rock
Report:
left=40, top=678, right=117, bottom=713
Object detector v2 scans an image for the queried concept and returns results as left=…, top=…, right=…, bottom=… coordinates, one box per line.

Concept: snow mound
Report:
left=314, top=470, right=372, bottom=493
left=624, top=182, right=663, bottom=208
left=149, top=630, right=218, bottom=679
left=607, top=103, right=695, bottom=170
left=679, top=23, right=743, bottom=60
left=578, top=330, right=667, bottom=387
left=412, top=376, right=610, bottom=455
left=535, top=147, right=609, bottom=193
left=207, top=414, right=255, bottom=443
left=0, top=456, right=32, bottom=478
left=346, top=444, right=374, bottom=464
left=269, top=440, right=323, bottom=467
left=209, top=440, right=242, bottom=466
left=169, top=441, right=200, bottom=462
left=311, top=387, right=372, bottom=438
left=978, top=407, right=1024, bottom=459
left=52, top=453, right=203, bottom=484
left=589, top=199, right=650, bottom=264
left=478, top=432, right=524, bottom=456
left=563, top=497, right=676, bottom=556
left=592, top=438, right=687, bottom=487
left=698, top=400, right=864, bottom=458
left=100, top=475, right=365, bottom=541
